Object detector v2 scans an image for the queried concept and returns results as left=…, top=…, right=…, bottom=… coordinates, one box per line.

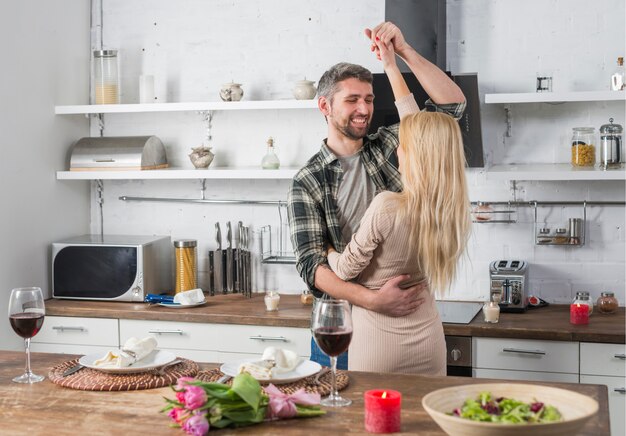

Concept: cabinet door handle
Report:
left=249, top=335, right=288, bottom=342
left=614, top=354, right=626, bottom=360
left=52, top=326, right=86, bottom=332
left=148, top=329, right=184, bottom=335
left=502, top=347, right=546, bottom=356
left=614, top=388, right=626, bottom=394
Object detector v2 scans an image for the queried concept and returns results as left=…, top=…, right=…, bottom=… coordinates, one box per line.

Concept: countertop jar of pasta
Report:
left=571, top=127, right=596, bottom=167
left=174, top=239, right=197, bottom=293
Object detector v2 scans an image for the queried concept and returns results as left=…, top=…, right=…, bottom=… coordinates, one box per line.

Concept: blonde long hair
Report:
left=398, top=112, right=471, bottom=296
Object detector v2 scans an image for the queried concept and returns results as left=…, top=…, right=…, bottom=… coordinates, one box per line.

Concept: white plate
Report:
left=78, top=350, right=177, bottom=374
left=220, top=358, right=321, bottom=384
left=157, top=299, right=207, bottom=308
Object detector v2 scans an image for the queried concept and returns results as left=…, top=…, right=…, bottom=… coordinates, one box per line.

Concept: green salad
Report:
left=450, top=391, right=562, bottom=424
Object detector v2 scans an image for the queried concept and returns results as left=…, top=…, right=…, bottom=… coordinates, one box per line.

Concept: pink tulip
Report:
left=184, top=385, right=208, bottom=410
left=182, top=412, right=209, bottom=436
left=168, top=407, right=187, bottom=424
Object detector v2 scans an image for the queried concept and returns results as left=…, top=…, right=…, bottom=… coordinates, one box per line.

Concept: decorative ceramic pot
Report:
left=189, top=146, right=214, bottom=169
left=292, top=79, right=316, bottom=100
left=220, top=83, right=244, bottom=102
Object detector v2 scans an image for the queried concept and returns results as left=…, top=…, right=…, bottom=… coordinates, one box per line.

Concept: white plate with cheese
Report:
left=220, top=358, right=321, bottom=384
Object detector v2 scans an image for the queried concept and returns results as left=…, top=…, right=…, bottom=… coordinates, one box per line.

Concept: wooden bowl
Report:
left=421, top=383, right=598, bottom=436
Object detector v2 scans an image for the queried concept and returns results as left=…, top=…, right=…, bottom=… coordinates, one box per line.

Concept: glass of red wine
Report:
left=8, top=287, right=45, bottom=383
left=312, top=299, right=353, bottom=407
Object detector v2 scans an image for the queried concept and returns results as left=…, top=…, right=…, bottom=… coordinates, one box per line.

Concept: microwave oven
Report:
left=52, top=235, right=172, bottom=302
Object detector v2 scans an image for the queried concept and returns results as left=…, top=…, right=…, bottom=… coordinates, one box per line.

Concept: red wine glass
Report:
left=312, top=299, right=353, bottom=407
left=8, top=287, right=45, bottom=383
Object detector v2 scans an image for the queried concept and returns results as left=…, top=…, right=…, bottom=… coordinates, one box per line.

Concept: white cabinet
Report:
left=119, top=319, right=311, bottom=363
left=472, top=337, right=579, bottom=382
left=31, top=316, right=119, bottom=355
left=580, top=342, right=626, bottom=436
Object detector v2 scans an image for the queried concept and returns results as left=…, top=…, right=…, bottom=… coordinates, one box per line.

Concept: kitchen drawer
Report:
left=32, top=316, right=119, bottom=347
left=473, top=368, right=579, bottom=383
left=580, top=374, right=625, bottom=436
left=473, top=337, right=578, bottom=374
left=580, top=342, right=626, bottom=377
left=30, top=343, right=113, bottom=356
left=119, top=319, right=311, bottom=356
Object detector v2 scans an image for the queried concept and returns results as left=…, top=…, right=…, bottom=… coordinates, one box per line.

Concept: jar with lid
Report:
left=537, top=228, right=552, bottom=244
left=261, top=137, right=280, bottom=169
left=599, top=118, right=623, bottom=170
left=573, top=291, right=593, bottom=315
left=93, top=50, right=120, bottom=104
left=472, top=202, right=493, bottom=222
left=553, top=228, right=569, bottom=245
left=571, top=127, right=596, bottom=167
left=596, top=292, right=619, bottom=314
left=174, top=239, right=197, bottom=293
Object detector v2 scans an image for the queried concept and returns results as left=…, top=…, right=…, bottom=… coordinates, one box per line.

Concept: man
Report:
left=288, top=22, right=466, bottom=368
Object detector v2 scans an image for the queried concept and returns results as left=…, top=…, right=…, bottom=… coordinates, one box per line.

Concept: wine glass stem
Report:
left=24, top=338, right=32, bottom=376
left=329, top=355, right=338, bottom=399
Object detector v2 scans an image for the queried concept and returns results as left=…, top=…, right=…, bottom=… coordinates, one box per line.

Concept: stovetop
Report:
left=436, top=300, right=483, bottom=324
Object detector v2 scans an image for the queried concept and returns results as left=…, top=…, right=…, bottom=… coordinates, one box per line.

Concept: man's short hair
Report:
left=317, top=62, right=373, bottom=102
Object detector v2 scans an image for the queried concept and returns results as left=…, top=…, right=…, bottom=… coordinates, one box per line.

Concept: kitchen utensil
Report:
left=208, top=251, right=215, bottom=296
left=214, top=223, right=223, bottom=294
left=216, top=374, right=232, bottom=384
left=62, top=363, right=84, bottom=377
left=244, top=226, right=251, bottom=297
left=599, top=118, right=623, bottom=169
left=155, top=359, right=183, bottom=376
left=489, top=260, right=529, bottom=312
left=226, top=222, right=233, bottom=293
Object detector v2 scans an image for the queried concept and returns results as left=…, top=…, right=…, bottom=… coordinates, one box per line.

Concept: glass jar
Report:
left=472, top=202, right=493, bottom=222
left=571, top=127, right=596, bottom=167
left=174, top=239, right=197, bottom=293
left=599, top=118, right=623, bottom=170
left=261, top=137, right=280, bottom=169
left=573, top=291, right=593, bottom=315
left=596, top=292, right=619, bottom=314
left=537, top=228, right=552, bottom=244
left=93, top=50, right=119, bottom=104
left=553, top=228, right=569, bottom=245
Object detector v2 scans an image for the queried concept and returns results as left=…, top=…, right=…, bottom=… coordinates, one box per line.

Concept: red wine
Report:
left=10, top=312, right=44, bottom=338
left=313, top=327, right=352, bottom=356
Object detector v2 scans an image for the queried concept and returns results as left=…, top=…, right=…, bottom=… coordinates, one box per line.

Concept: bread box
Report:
left=69, top=136, right=168, bottom=171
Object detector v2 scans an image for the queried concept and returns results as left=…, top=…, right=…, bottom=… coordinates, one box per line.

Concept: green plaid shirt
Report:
left=287, top=99, right=466, bottom=296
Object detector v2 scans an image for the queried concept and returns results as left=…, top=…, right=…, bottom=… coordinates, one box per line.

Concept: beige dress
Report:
left=327, top=191, right=446, bottom=375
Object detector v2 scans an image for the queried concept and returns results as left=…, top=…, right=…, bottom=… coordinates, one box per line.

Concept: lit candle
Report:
left=482, top=302, right=500, bottom=323
left=570, top=303, right=589, bottom=325
left=364, top=389, right=401, bottom=433
left=264, top=291, right=280, bottom=311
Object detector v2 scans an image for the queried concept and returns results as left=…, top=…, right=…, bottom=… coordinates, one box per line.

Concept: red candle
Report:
left=570, top=303, right=589, bottom=325
left=364, top=389, right=402, bottom=433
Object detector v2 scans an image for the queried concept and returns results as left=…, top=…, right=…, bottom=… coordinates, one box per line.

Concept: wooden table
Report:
left=0, top=351, right=610, bottom=435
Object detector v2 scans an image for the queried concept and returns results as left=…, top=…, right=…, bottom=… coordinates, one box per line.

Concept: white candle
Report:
left=139, top=75, right=155, bottom=103
left=264, top=291, right=280, bottom=311
left=483, top=302, right=500, bottom=323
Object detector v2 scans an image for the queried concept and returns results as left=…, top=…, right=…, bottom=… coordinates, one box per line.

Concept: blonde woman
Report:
left=327, top=111, right=471, bottom=375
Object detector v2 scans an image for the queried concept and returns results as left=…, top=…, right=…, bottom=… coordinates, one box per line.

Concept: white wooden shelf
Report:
left=486, top=163, right=626, bottom=181
left=55, top=100, right=318, bottom=115
left=485, top=90, right=625, bottom=104
left=56, top=167, right=300, bottom=180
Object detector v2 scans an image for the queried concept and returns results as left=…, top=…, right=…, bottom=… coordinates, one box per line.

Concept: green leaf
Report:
left=295, top=405, right=327, bottom=417
left=230, top=373, right=264, bottom=412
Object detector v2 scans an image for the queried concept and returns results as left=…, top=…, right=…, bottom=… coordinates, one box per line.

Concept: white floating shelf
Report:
left=56, top=167, right=300, bottom=180
left=485, top=90, right=625, bottom=104
left=55, top=100, right=318, bottom=115
left=486, top=163, right=626, bottom=181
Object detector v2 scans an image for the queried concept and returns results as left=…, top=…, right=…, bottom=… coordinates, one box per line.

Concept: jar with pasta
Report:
left=174, top=239, right=197, bottom=293
left=571, top=127, right=596, bottom=167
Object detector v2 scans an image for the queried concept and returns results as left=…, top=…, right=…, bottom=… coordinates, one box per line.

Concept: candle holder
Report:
left=364, top=389, right=402, bottom=433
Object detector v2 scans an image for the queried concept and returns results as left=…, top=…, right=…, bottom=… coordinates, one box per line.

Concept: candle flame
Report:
left=382, top=391, right=387, bottom=399
left=576, top=303, right=581, bottom=308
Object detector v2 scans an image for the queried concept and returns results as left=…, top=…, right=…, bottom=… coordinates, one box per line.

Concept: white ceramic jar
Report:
left=292, top=79, right=316, bottom=100
left=220, top=82, right=244, bottom=102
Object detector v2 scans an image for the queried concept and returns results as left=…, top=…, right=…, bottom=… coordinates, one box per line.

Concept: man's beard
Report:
left=331, top=116, right=370, bottom=140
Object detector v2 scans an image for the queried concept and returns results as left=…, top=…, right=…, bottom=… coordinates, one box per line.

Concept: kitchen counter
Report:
left=0, top=351, right=610, bottom=435
left=45, top=295, right=626, bottom=344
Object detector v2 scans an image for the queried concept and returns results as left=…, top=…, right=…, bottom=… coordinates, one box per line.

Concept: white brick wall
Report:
left=91, top=0, right=625, bottom=305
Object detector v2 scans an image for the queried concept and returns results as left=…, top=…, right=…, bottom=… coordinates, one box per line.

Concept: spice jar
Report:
left=93, top=50, right=120, bottom=104
left=553, top=228, right=569, bottom=245
left=174, top=239, right=197, bottom=293
left=300, top=289, right=314, bottom=305
left=573, top=291, right=593, bottom=315
left=472, top=202, right=494, bottom=222
left=571, top=127, right=596, bottom=167
left=537, top=228, right=552, bottom=244
left=596, top=292, right=619, bottom=314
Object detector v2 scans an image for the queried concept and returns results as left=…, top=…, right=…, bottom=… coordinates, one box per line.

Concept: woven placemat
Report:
left=48, top=358, right=199, bottom=391
left=195, top=368, right=349, bottom=396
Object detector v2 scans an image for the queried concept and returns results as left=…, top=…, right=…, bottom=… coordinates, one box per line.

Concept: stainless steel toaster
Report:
left=489, top=260, right=529, bottom=312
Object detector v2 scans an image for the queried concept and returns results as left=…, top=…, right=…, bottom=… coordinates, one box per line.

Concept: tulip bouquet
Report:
left=162, top=373, right=326, bottom=435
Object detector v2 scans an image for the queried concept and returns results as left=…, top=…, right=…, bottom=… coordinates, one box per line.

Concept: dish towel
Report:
left=94, top=336, right=158, bottom=368
left=173, top=288, right=205, bottom=305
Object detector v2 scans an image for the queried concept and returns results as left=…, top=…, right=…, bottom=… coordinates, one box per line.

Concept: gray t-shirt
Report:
left=336, top=151, right=376, bottom=244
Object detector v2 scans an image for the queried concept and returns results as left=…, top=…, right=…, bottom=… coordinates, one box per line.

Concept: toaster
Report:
left=489, top=260, right=529, bottom=312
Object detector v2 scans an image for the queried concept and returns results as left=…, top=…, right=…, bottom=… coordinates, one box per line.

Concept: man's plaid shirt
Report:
left=287, top=99, right=466, bottom=296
